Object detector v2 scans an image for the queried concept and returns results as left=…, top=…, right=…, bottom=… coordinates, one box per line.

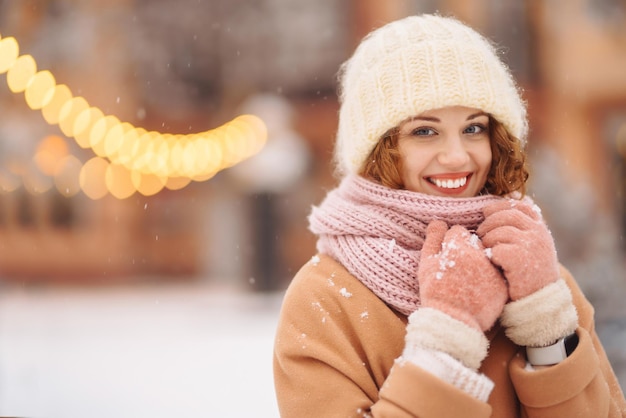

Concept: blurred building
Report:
left=0, top=0, right=624, bottom=296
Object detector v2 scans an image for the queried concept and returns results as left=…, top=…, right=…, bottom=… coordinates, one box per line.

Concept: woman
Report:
left=273, top=14, right=626, bottom=417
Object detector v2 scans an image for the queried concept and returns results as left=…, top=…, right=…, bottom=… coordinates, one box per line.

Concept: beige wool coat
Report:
left=274, top=254, right=626, bottom=417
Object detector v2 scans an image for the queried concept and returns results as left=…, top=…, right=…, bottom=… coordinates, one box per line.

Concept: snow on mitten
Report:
left=404, top=220, right=508, bottom=370
left=477, top=200, right=578, bottom=347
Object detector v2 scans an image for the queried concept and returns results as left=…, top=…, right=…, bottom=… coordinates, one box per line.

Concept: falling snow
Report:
left=310, top=255, right=321, bottom=266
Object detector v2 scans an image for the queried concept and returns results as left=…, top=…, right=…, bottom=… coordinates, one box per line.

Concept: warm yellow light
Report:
left=34, top=135, right=69, bottom=176
left=24, top=70, right=56, bottom=109
left=58, top=96, right=89, bottom=138
left=115, top=127, right=144, bottom=166
left=244, top=114, right=268, bottom=153
left=79, top=157, right=109, bottom=200
left=131, top=171, right=166, bottom=196
left=89, top=114, right=120, bottom=156
left=54, top=154, right=82, bottom=197
left=7, top=54, right=36, bottom=93
left=181, top=139, right=201, bottom=177
left=0, top=36, right=19, bottom=74
left=41, top=84, right=72, bottom=125
left=166, top=139, right=182, bottom=177
left=1, top=33, right=271, bottom=199
left=196, top=135, right=222, bottom=176
left=105, top=163, right=136, bottom=199
left=104, top=121, right=132, bottom=159
left=215, top=125, right=238, bottom=169
left=125, top=131, right=151, bottom=171
left=165, top=176, right=191, bottom=191
left=23, top=163, right=53, bottom=195
left=146, top=134, right=169, bottom=176
left=74, top=107, right=104, bottom=149
left=191, top=171, right=218, bottom=182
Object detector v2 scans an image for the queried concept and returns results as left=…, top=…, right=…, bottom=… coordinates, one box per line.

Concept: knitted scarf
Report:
left=309, top=175, right=507, bottom=316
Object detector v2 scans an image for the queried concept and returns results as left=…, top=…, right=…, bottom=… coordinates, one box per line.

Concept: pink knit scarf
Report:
left=309, top=175, right=506, bottom=316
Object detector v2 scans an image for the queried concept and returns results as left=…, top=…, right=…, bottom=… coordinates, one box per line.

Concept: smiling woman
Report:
left=273, top=14, right=626, bottom=418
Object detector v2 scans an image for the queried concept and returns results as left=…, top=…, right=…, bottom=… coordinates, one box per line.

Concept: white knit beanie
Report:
left=335, top=14, right=528, bottom=176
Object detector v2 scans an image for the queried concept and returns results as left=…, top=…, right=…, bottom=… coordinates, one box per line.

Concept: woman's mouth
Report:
left=430, top=176, right=467, bottom=189
left=426, top=174, right=472, bottom=193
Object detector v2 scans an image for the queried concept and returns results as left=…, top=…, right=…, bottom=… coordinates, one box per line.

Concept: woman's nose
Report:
left=437, top=137, right=470, bottom=167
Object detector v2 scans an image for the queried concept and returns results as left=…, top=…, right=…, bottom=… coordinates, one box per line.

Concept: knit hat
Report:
left=335, top=14, right=528, bottom=176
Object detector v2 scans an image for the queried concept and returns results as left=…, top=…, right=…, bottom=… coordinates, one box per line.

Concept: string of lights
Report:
left=0, top=34, right=268, bottom=199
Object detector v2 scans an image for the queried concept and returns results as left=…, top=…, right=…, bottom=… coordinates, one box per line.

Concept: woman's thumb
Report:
left=422, top=220, right=448, bottom=256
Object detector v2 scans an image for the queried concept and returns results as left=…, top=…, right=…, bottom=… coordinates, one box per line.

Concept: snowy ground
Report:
left=1, top=280, right=624, bottom=418
left=0, top=282, right=283, bottom=418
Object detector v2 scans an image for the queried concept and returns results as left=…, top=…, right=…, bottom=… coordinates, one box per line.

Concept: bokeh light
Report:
left=79, top=157, right=109, bottom=200
left=34, top=135, right=69, bottom=176
left=0, top=32, right=268, bottom=200
left=25, top=70, right=56, bottom=110
left=0, top=36, right=20, bottom=74
left=54, top=155, right=82, bottom=197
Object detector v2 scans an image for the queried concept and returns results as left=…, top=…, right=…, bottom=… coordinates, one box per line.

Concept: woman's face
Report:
left=397, top=106, right=492, bottom=197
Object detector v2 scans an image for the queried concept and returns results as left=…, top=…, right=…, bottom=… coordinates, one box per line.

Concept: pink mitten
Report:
left=419, top=221, right=508, bottom=332
left=404, top=220, right=508, bottom=370
left=476, top=200, right=558, bottom=301
left=477, top=199, right=578, bottom=348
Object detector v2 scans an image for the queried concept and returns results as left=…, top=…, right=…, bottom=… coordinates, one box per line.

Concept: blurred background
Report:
left=0, top=0, right=624, bottom=416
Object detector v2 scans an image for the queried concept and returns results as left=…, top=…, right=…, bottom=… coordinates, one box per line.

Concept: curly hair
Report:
left=359, top=116, right=529, bottom=197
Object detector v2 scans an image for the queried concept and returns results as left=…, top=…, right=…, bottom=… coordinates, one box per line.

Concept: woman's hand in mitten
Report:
left=404, top=220, right=508, bottom=371
left=476, top=200, right=558, bottom=300
left=476, top=200, right=578, bottom=348
left=419, top=220, right=508, bottom=332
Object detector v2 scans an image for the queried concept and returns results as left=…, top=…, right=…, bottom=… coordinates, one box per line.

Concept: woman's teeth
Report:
left=431, top=176, right=467, bottom=189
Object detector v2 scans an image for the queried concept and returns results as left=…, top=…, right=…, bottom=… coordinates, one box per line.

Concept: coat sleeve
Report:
left=372, top=360, right=492, bottom=417
left=273, top=256, right=494, bottom=418
left=508, top=267, right=626, bottom=417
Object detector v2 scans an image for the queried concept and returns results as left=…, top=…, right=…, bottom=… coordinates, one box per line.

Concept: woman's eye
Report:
left=464, top=124, right=486, bottom=134
left=412, top=127, right=436, bottom=136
